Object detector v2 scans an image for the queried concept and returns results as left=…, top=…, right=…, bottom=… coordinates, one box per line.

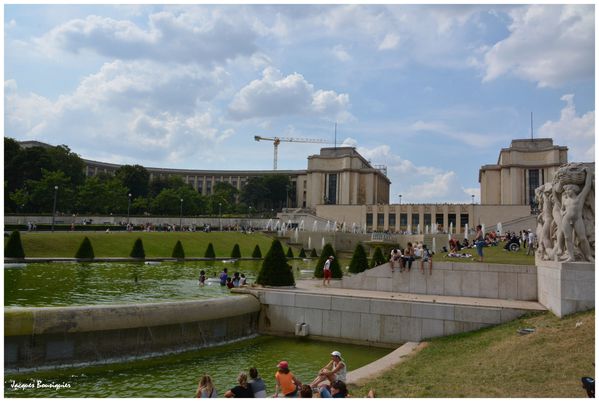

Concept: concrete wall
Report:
left=342, top=262, right=538, bottom=301
left=5, top=296, right=261, bottom=371
left=537, top=260, right=595, bottom=318
left=253, top=289, right=535, bottom=347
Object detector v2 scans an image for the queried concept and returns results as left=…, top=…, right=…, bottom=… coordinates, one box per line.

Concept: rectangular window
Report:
left=400, top=213, right=408, bottom=227
left=460, top=214, right=469, bottom=229
left=435, top=214, right=444, bottom=224
left=389, top=213, right=396, bottom=226
left=411, top=214, right=420, bottom=227
left=528, top=169, right=540, bottom=205
left=327, top=174, right=338, bottom=204
left=206, top=180, right=212, bottom=194
left=377, top=213, right=385, bottom=227
left=448, top=214, right=456, bottom=228
left=366, top=213, right=373, bottom=226
left=424, top=214, right=432, bottom=227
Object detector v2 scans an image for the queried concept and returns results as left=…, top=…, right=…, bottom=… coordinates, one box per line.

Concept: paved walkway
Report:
left=280, top=279, right=547, bottom=311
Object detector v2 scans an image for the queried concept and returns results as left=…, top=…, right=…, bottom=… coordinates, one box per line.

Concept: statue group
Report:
left=536, top=163, right=594, bottom=262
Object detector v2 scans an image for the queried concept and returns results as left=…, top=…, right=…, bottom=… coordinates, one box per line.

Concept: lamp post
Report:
left=179, top=198, right=183, bottom=231
left=218, top=202, right=222, bottom=231
left=51, top=185, right=58, bottom=232
left=399, top=194, right=402, bottom=206
left=471, top=194, right=475, bottom=205
left=127, top=193, right=132, bottom=226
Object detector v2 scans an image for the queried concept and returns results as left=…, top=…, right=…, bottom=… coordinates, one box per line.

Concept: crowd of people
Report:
left=196, top=351, right=374, bottom=398
left=444, top=226, right=538, bottom=261
left=200, top=267, right=248, bottom=289
left=389, top=242, right=434, bottom=275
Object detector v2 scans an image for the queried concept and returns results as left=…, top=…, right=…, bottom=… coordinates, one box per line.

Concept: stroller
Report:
left=504, top=235, right=520, bottom=252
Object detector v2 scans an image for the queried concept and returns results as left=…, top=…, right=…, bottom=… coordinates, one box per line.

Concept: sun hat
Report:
left=277, top=361, right=289, bottom=369
left=331, top=351, right=341, bottom=357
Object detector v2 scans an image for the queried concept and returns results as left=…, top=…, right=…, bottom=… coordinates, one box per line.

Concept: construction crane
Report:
left=254, top=135, right=333, bottom=170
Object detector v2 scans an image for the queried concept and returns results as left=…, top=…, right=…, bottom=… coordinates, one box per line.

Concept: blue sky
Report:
left=4, top=4, right=595, bottom=203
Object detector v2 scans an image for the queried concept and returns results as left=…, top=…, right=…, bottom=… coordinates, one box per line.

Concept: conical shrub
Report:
left=314, top=243, right=342, bottom=278
left=256, top=239, right=295, bottom=286
left=286, top=247, right=294, bottom=258
left=172, top=240, right=185, bottom=260
left=348, top=243, right=368, bottom=273
left=298, top=248, right=306, bottom=258
left=252, top=244, right=262, bottom=258
left=130, top=238, right=145, bottom=259
left=75, top=237, right=95, bottom=260
left=204, top=243, right=216, bottom=258
left=231, top=244, right=241, bottom=258
left=5, top=230, right=25, bottom=259
left=310, top=248, right=318, bottom=258
left=370, top=246, right=386, bottom=268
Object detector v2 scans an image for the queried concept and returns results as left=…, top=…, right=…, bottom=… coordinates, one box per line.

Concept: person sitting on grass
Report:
left=310, top=351, right=346, bottom=389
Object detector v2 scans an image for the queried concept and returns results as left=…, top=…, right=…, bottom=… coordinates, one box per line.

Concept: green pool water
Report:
left=4, top=335, right=391, bottom=398
left=4, top=260, right=317, bottom=307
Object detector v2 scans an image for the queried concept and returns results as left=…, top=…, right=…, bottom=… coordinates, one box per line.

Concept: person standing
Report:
left=219, top=268, right=228, bottom=287
left=527, top=230, right=536, bottom=256
left=475, top=225, right=484, bottom=262
left=199, top=270, right=206, bottom=286
left=323, top=256, right=334, bottom=287
left=420, top=244, right=433, bottom=275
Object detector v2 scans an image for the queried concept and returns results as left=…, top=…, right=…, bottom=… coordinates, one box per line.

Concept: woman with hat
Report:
left=274, top=361, right=302, bottom=398
left=309, top=351, right=347, bottom=388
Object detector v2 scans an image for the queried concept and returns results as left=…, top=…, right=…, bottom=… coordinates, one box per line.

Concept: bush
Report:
left=286, top=247, right=294, bottom=258
left=256, top=239, right=295, bottom=286
left=310, top=248, right=318, bottom=258
left=130, top=238, right=145, bottom=259
left=252, top=244, right=262, bottom=258
left=172, top=240, right=185, bottom=259
left=314, top=243, right=342, bottom=278
left=298, top=248, right=306, bottom=258
left=348, top=243, right=369, bottom=273
left=231, top=244, right=241, bottom=258
left=74, top=237, right=95, bottom=260
left=370, top=246, right=386, bottom=268
left=204, top=243, right=216, bottom=258
left=5, top=230, right=25, bottom=259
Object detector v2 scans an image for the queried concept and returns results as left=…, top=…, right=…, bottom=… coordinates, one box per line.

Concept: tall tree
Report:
left=115, top=165, right=150, bottom=198
left=26, top=169, right=75, bottom=213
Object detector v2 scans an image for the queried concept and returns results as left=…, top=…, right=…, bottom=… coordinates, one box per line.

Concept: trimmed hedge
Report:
left=310, top=248, right=318, bottom=258
left=298, top=248, right=306, bottom=258
left=370, top=246, right=386, bottom=268
left=348, top=243, right=368, bottom=273
left=130, top=238, right=146, bottom=259
left=286, top=247, right=294, bottom=258
left=256, top=239, right=295, bottom=286
left=204, top=243, right=216, bottom=258
left=252, top=244, right=262, bottom=258
left=5, top=230, right=25, bottom=259
left=231, top=244, right=241, bottom=258
left=172, top=240, right=185, bottom=259
left=314, top=243, right=342, bottom=278
left=75, top=237, right=95, bottom=260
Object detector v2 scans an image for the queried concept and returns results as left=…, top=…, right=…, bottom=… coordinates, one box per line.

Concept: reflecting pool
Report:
left=4, top=260, right=317, bottom=307
left=4, top=335, right=391, bottom=398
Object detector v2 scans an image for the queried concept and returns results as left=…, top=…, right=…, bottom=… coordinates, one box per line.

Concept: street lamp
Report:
left=218, top=202, right=222, bottom=231
left=179, top=198, right=184, bottom=231
left=471, top=194, right=475, bottom=205
left=399, top=194, right=402, bottom=206
left=51, top=186, right=58, bottom=232
left=127, top=193, right=132, bottom=226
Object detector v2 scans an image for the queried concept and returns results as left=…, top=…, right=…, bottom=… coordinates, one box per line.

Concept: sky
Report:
left=4, top=3, right=595, bottom=204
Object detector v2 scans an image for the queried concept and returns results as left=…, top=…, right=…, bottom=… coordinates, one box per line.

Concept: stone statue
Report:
left=536, top=163, right=594, bottom=262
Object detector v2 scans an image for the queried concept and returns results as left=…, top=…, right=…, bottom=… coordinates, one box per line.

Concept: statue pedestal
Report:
left=536, top=259, right=594, bottom=318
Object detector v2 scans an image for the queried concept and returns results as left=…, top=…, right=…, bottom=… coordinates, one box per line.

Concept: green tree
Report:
left=115, top=164, right=150, bottom=198
left=26, top=170, right=75, bottom=213
left=149, top=176, right=186, bottom=197
left=75, top=237, right=95, bottom=260
left=231, top=244, right=241, bottom=258
left=240, top=176, right=270, bottom=210
left=214, top=182, right=238, bottom=212
left=298, top=248, right=306, bottom=258
left=314, top=244, right=342, bottom=278
left=5, top=230, right=25, bottom=259
left=370, top=247, right=386, bottom=268
left=310, top=248, right=318, bottom=258
left=9, top=189, right=30, bottom=213
left=204, top=243, right=216, bottom=258
left=172, top=240, right=185, bottom=260
left=130, top=238, right=146, bottom=259
left=46, top=145, right=85, bottom=187
left=256, top=239, right=295, bottom=286
left=152, top=188, right=182, bottom=215
left=252, top=244, right=262, bottom=258
left=348, top=243, right=369, bottom=273
left=286, top=247, right=294, bottom=258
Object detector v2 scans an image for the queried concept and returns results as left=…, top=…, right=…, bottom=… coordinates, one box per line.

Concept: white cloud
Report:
left=332, top=45, right=351, bottom=62
left=34, top=11, right=258, bottom=65
left=538, top=94, right=595, bottom=162
left=408, top=120, right=500, bottom=149
left=483, top=5, right=594, bottom=87
left=378, top=33, right=400, bottom=50
left=228, top=67, right=351, bottom=121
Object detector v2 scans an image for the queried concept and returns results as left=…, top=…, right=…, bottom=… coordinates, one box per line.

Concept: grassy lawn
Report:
left=9, top=231, right=285, bottom=258
left=438, top=241, right=535, bottom=265
left=352, top=309, right=594, bottom=398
